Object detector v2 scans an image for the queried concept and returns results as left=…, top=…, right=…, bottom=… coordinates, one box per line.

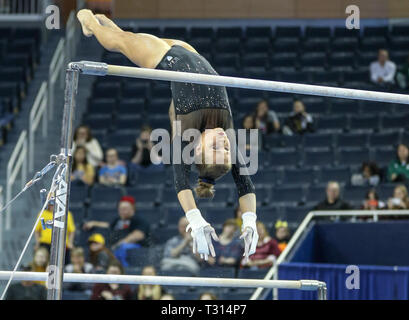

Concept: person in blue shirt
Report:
left=98, top=148, right=127, bottom=186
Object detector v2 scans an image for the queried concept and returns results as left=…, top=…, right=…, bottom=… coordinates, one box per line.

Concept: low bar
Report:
left=70, top=61, right=409, bottom=105
left=0, top=271, right=325, bottom=292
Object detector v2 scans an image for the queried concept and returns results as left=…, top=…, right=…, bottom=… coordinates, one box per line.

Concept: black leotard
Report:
left=155, top=45, right=255, bottom=198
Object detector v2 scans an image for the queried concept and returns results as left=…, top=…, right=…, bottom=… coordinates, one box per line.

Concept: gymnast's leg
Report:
left=77, top=9, right=171, bottom=69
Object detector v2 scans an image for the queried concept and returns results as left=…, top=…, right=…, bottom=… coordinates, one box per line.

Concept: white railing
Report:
left=6, top=130, right=28, bottom=230
left=250, top=209, right=409, bottom=300
left=29, top=81, right=48, bottom=172
left=48, top=39, right=66, bottom=120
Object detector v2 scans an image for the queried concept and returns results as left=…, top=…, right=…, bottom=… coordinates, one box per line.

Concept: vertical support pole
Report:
left=317, top=283, right=327, bottom=300
left=47, top=68, right=79, bottom=300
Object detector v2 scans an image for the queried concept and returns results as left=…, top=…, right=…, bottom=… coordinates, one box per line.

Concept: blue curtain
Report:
left=276, top=262, right=409, bottom=300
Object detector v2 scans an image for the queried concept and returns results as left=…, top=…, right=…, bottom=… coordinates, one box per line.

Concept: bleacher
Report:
left=68, top=25, right=409, bottom=300
left=0, top=27, right=41, bottom=146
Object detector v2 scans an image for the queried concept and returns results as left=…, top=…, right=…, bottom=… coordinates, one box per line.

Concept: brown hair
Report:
left=194, top=163, right=231, bottom=199
left=74, top=125, right=93, bottom=142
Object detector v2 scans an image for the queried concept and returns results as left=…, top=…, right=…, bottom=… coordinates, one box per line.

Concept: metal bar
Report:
left=47, top=68, right=78, bottom=300
left=0, top=186, right=3, bottom=252
left=70, top=61, right=409, bottom=105
left=0, top=271, right=325, bottom=291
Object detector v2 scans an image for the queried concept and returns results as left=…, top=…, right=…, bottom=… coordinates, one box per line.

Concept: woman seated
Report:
left=71, top=146, right=95, bottom=186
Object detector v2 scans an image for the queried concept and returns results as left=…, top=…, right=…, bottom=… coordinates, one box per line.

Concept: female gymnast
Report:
left=77, top=9, right=259, bottom=261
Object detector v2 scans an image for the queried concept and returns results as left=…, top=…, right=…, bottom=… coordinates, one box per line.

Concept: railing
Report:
left=250, top=209, right=409, bottom=300
left=0, top=0, right=46, bottom=14
left=6, top=130, right=28, bottom=230
left=28, top=82, right=48, bottom=172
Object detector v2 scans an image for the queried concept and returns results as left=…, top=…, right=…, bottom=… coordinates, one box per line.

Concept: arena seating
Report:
left=66, top=25, right=409, bottom=299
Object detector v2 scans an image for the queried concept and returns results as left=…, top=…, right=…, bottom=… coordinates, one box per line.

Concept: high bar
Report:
left=68, top=61, right=409, bottom=105
left=0, top=271, right=324, bottom=291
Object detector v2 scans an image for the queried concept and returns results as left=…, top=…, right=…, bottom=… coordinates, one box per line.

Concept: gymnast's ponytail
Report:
left=194, top=177, right=216, bottom=199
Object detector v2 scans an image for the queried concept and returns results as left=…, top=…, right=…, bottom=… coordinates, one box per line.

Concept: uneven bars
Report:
left=69, top=61, right=409, bottom=105
left=0, top=271, right=325, bottom=292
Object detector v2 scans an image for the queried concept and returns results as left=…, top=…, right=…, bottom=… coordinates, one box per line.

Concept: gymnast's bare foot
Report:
left=95, top=14, right=122, bottom=32
left=77, top=9, right=99, bottom=37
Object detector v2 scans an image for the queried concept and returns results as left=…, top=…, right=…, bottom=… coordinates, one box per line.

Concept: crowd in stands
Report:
left=5, top=24, right=409, bottom=300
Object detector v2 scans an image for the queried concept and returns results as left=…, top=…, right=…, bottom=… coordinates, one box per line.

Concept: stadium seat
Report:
left=275, top=26, right=301, bottom=38
left=317, top=167, right=351, bottom=184
left=349, top=115, right=380, bottom=132
left=304, top=133, right=334, bottom=148
left=88, top=207, right=116, bottom=223
left=372, top=147, right=394, bottom=166
left=343, top=185, right=369, bottom=202
left=337, top=133, right=368, bottom=148
left=268, top=149, right=300, bottom=168
left=282, top=168, right=317, bottom=186
left=127, top=186, right=160, bottom=206
left=303, top=148, right=335, bottom=168
left=338, top=148, right=370, bottom=166
left=90, top=186, right=124, bottom=208
left=270, top=186, right=304, bottom=205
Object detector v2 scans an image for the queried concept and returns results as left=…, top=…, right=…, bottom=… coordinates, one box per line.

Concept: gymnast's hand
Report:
left=240, top=212, right=259, bottom=263
left=185, top=209, right=219, bottom=261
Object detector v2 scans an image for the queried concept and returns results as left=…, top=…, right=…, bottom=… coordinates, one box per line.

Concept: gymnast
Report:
left=77, top=9, right=259, bottom=261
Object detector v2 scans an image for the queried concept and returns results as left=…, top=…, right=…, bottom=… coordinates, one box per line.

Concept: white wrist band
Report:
left=242, top=212, right=257, bottom=232
left=186, top=208, right=209, bottom=230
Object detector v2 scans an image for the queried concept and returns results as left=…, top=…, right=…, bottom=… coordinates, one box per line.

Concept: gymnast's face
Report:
left=197, top=128, right=231, bottom=166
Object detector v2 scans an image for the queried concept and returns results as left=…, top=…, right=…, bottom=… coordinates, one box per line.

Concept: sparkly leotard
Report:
left=156, top=45, right=255, bottom=198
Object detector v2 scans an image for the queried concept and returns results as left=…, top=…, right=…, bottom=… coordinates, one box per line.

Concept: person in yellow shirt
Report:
left=35, top=199, right=76, bottom=263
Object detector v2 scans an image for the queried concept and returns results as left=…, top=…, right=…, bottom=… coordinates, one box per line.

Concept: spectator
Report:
left=161, top=216, right=200, bottom=275
left=71, top=146, right=95, bottom=186
left=233, top=206, right=243, bottom=230
left=64, top=248, right=94, bottom=294
left=98, top=148, right=127, bottom=186
left=283, top=100, right=314, bottom=135
left=242, top=114, right=262, bottom=151
left=313, top=181, right=352, bottom=210
left=35, top=199, right=75, bottom=263
left=362, top=189, right=385, bottom=210
left=5, top=266, right=47, bottom=300
left=396, top=54, right=409, bottom=90
left=88, top=233, right=119, bottom=273
left=273, top=220, right=291, bottom=253
left=29, top=247, right=49, bottom=286
left=241, top=221, right=281, bottom=269
left=370, top=49, right=396, bottom=87
left=83, top=196, right=150, bottom=267
left=207, top=219, right=242, bottom=267
left=91, top=262, right=132, bottom=300
left=136, top=265, right=162, bottom=300
left=388, top=144, right=409, bottom=182
left=254, top=99, right=280, bottom=134
left=351, top=161, right=381, bottom=187
left=130, top=125, right=163, bottom=171
left=73, top=125, right=103, bottom=167
left=160, top=293, right=175, bottom=300
left=199, top=292, right=218, bottom=300
left=387, top=185, right=409, bottom=210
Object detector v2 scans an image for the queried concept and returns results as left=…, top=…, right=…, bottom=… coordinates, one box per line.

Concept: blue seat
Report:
left=161, top=188, right=179, bottom=204
left=377, top=184, right=398, bottom=199
left=88, top=207, right=116, bottom=223
left=241, top=54, right=269, bottom=68
left=251, top=170, right=281, bottom=186
left=88, top=98, right=116, bottom=115
left=303, top=100, right=329, bottom=114
left=105, top=132, right=136, bottom=148
left=279, top=70, right=310, bottom=83
left=306, top=186, right=326, bottom=203
left=238, top=268, right=267, bottom=279
left=90, top=186, right=123, bottom=207
left=154, top=226, right=179, bottom=244
left=117, top=98, right=145, bottom=114
left=343, top=70, right=369, bottom=83
left=62, top=291, right=90, bottom=300
left=164, top=207, right=185, bottom=226
left=234, top=97, right=258, bottom=114
left=163, top=27, right=187, bottom=39
left=349, top=115, right=380, bottom=132
left=70, top=185, right=89, bottom=205
left=275, top=26, right=301, bottom=38
left=317, top=167, right=350, bottom=184
left=282, top=168, right=317, bottom=185
left=271, top=186, right=304, bottom=205
left=135, top=208, right=165, bottom=227
left=271, top=53, right=298, bottom=68
left=285, top=206, right=310, bottom=224
left=330, top=99, right=360, bottom=114
left=369, top=132, right=400, bottom=147
left=303, top=133, right=334, bottom=148
left=372, top=147, right=394, bottom=166
left=343, top=186, right=369, bottom=202
left=331, top=38, right=359, bottom=53
left=299, top=53, right=327, bottom=68
left=256, top=206, right=281, bottom=225
left=243, top=38, right=271, bottom=54
left=115, top=115, right=144, bottom=130
left=217, top=27, right=243, bottom=39
left=302, top=39, right=330, bottom=53
left=363, top=26, right=389, bottom=38
left=303, top=148, right=335, bottom=168
left=265, top=135, right=301, bottom=149
left=360, top=101, right=390, bottom=114
left=127, top=187, right=159, bottom=205
left=305, top=26, right=331, bottom=38
left=338, top=148, right=370, bottom=166
left=360, top=37, right=387, bottom=52
left=71, top=207, right=85, bottom=227
left=268, top=149, right=299, bottom=168
left=337, top=133, right=368, bottom=148
left=203, top=207, right=232, bottom=227
left=381, top=114, right=409, bottom=130
left=122, top=82, right=149, bottom=98
left=273, top=38, right=299, bottom=53
left=245, top=27, right=272, bottom=39
left=84, top=114, right=113, bottom=131
left=191, top=27, right=214, bottom=38
left=390, top=38, right=409, bottom=51
left=93, top=82, right=121, bottom=99
left=316, top=115, right=347, bottom=132
left=215, top=38, right=241, bottom=53
left=311, top=71, right=341, bottom=85
left=213, top=53, right=239, bottom=69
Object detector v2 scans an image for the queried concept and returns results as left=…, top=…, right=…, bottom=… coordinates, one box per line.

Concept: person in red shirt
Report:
left=241, top=221, right=281, bottom=269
